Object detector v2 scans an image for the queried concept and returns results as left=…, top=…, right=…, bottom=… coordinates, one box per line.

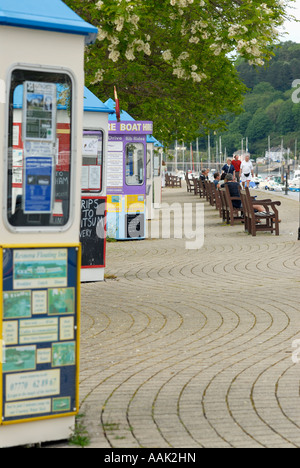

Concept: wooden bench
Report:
left=166, top=174, right=182, bottom=188
left=185, top=173, right=195, bottom=193
left=240, top=187, right=281, bottom=236
left=171, top=175, right=182, bottom=188
left=224, top=183, right=244, bottom=225
left=218, top=188, right=227, bottom=222
left=211, top=183, right=222, bottom=216
left=193, top=178, right=200, bottom=196
left=198, top=178, right=206, bottom=199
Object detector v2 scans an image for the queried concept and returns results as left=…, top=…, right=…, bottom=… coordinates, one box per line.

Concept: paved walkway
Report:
left=78, top=185, right=300, bottom=448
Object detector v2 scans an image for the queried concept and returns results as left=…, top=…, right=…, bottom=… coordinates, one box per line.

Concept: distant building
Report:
left=265, top=146, right=287, bottom=162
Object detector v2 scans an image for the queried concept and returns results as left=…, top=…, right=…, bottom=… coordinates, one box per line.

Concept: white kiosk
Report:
left=146, top=135, right=163, bottom=217
left=0, top=0, right=97, bottom=448
left=81, top=88, right=112, bottom=282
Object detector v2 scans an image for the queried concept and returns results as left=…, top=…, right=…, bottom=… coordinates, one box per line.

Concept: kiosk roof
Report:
left=0, top=0, right=98, bottom=44
left=84, top=88, right=113, bottom=114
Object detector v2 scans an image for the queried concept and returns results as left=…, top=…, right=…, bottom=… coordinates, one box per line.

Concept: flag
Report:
left=114, top=86, right=121, bottom=122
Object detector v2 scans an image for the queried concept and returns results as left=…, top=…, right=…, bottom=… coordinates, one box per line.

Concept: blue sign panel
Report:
left=24, top=157, right=54, bottom=213
left=1, top=245, right=80, bottom=424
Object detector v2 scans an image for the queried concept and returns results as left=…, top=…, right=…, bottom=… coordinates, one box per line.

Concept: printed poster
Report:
left=24, top=81, right=56, bottom=141
left=1, top=246, right=79, bottom=424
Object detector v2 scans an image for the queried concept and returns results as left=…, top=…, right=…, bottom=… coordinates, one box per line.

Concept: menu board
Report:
left=0, top=246, right=80, bottom=424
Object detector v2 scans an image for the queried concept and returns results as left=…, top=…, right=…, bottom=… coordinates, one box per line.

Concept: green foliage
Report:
left=69, top=414, right=90, bottom=448
left=64, top=0, right=293, bottom=145
left=216, top=42, right=300, bottom=157
left=237, top=41, right=300, bottom=92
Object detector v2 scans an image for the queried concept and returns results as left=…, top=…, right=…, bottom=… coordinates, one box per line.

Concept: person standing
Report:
left=222, top=158, right=235, bottom=176
left=231, top=155, right=241, bottom=183
left=240, top=156, right=254, bottom=188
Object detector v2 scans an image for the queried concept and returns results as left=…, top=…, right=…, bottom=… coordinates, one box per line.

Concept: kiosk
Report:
left=146, top=135, right=163, bottom=215
left=0, top=0, right=97, bottom=448
left=9, top=85, right=110, bottom=283
left=80, top=88, right=112, bottom=282
left=105, top=99, right=153, bottom=240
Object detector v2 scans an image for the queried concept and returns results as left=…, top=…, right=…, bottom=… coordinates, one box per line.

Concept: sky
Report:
left=280, top=0, right=300, bottom=43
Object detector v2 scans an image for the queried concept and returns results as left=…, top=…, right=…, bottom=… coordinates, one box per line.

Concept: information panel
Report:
left=0, top=245, right=80, bottom=424
left=24, top=156, right=54, bottom=214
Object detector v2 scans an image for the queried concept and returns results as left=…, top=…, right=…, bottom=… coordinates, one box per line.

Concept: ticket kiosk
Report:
left=153, top=137, right=164, bottom=208
left=0, top=0, right=97, bottom=448
left=80, top=88, right=112, bottom=282
left=105, top=99, right=153, bottom=240
left=146, top=136, right=163, bottom=216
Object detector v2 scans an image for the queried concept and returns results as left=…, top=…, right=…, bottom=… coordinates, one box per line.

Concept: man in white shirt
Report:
left=240, top=156, right=254, bottom=188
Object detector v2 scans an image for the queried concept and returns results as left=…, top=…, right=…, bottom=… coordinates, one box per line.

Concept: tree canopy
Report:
left=64, top=0, right=294, bottom=144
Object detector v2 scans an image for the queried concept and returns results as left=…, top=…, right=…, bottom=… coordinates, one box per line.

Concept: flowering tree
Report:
left=65, top=0, right=295, bottom=143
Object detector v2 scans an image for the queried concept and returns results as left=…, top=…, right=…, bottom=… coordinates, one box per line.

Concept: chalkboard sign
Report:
left=55, top=170, right=70, bottom=200
left=126, top=213, right=145, bottom=239
left=80, top=197, right=106, bottom=268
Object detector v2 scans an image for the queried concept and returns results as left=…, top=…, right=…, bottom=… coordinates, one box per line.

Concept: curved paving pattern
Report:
left=79, top=186, right=300, bottom=448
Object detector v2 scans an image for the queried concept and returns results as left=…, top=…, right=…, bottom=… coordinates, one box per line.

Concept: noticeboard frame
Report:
left=0, top=243, right=81, bottom=426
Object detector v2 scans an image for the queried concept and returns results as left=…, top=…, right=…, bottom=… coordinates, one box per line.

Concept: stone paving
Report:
left=78, top=185, right=300, bottom=448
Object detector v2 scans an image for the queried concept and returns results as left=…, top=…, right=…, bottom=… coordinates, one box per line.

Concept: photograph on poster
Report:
left=3, top=290, right=31, bottom=319
left=3, top=345, right=36, bottom=373
left=52, top=397, right=71, bottom=412
left=48, top=288, right=75, bottom=315
left=13, top=249, right=68, bottom=289
left=52, top=342, right=76, bottom=367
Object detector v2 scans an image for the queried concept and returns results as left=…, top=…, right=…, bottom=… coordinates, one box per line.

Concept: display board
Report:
left=0, top=245, right=80, bottom=424
left=80, top=197, right=106, bottom=269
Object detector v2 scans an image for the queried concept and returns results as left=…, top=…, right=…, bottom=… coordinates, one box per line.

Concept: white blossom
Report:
left=91, top=68, right=105, bottom=84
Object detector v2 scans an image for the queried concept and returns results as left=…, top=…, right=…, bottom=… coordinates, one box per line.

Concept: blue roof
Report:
left=84, top=88, right=113, bottom=114
left=13, top=84, right=112, bottom=113
left=147, top=135, right=163, bottom=148
left=105, top=98, right=136, bottom=121
left=0, top=0, right=98, bottom=44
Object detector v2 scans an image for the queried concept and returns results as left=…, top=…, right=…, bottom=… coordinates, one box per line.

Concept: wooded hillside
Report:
left=219, top=41, right=300, bottom=158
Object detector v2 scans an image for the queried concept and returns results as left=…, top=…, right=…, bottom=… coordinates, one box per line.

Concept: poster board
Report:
left=22, top=81, right=57, bottom=215
left=0, top=244, right=81, bottom=425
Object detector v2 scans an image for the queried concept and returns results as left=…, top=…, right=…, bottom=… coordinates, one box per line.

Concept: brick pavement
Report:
left=78, top=185, right=300, bottom=448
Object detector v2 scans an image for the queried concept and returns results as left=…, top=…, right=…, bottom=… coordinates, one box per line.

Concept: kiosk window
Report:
left=81, top=131, right=103, bottom=192
left=7, top=69, right=73, bottom=229
left=126, top=143, right=144, bottom=186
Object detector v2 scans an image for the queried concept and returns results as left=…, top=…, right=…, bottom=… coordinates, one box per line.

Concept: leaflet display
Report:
left=22, top=81, right=57, bottom=215
left=23, top=81, right=56, bottom=141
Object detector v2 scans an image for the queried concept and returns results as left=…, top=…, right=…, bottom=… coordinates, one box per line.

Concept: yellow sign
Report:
left=107, top=195, right=122, bottom=213
left=126, top=195, right=145, bottom=214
